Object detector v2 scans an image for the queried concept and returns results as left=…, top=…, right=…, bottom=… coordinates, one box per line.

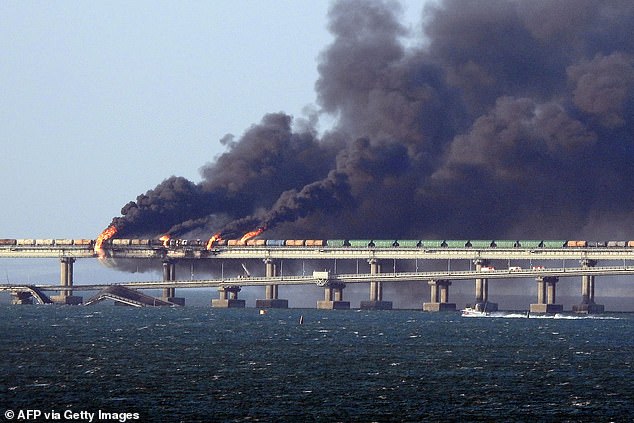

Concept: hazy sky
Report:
left=2, top=1, right=423, bottom=239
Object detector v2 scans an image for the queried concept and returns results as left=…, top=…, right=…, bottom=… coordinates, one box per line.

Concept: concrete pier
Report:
left=530, top=276, right=563, bottom=313
left=51, top=257, right=82, bottom=305
left=572, top=259, right=605, bottom=313
left=162, top=261, right=185, bottom=306
left=473, top=259, right=498, bottom=312
left=423, top=279, right=457, bottom=311
left=255, top=259, right=288, bottom=308
left=317, top=281, right=350, bottom=309
left=360, top=259, right=392, bottom=310
left=212, top=285, right=245, bottom=308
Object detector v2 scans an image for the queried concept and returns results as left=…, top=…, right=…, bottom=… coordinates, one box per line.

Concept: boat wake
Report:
left=462, top=311, right=621, bottom=320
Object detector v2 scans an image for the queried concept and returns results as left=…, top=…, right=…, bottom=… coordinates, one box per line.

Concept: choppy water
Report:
left=1, top=306, right=633, bottom=422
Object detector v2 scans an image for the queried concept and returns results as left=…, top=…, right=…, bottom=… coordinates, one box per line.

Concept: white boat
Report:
left=461, top=307, right=490, bottom=317
left=461, top=303, right=490, bottom=317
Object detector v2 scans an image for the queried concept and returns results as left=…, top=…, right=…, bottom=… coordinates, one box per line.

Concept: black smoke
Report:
left=107, top=0, right=634, bottom=243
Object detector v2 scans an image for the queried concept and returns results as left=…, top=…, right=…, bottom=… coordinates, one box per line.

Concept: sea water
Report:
left=1, top=306, right=633, bottom=422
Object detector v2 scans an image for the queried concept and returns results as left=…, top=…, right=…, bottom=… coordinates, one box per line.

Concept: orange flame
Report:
left=206, top=232, right=222, bottom=250
left=159, top=234, right=171, bottom=247
left=240, top=227, right=264, bottom=243
left=94, top=225, right=117, bottom=257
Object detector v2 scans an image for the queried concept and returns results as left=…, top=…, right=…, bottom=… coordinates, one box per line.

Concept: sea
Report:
left=1, top=306, right=633, bottom=423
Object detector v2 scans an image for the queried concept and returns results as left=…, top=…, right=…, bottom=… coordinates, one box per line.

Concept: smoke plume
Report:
left=106, top=0, right=634, bottom=243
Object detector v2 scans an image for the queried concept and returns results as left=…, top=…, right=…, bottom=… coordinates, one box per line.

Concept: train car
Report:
left=227, top=239, right=245, bottom=246
left=517, top=240, right=542, bottom=248
left=566, top=240, right=588, bottom=248
left=492, top=240, right=517, bottom=248
left=326, top=239, right=349, bottom=247
left=348, top=240, right=373, bottom=248
left=607, top=241, right=627, bottom=247
left=180, top=239, right=203, bottom=246
left=73, top=239, right=93, bottom=246
left=394, top=240, right=421, bottom=247
left=285, top=240, right=305, bottom=247
left=420, top=240, right=445, bottom=248
left=266, top=239, right=285, bottom=247
left=444, top=240, right=469, bottom=248
left=112, top=239, right=132, bottom=246
left=35, top=239, right=55, bottom=246
left=131, top=239, right=152, bottom=246
left=54, top=239, right=73, bottom=246
left=305, top=240, right=325, bottom=247
left=370, top=240, right=397, bottom=248
left=628, top=241, right=634, bottom=248
left=246, top=239, right=266, bottom=246
left=541, top=240, right=567, bottom=248
left=0, top=239, right=17, bottom=246
left=209, top=239, right=227, bottom=247
left=468, top=240, right=494, bottom=248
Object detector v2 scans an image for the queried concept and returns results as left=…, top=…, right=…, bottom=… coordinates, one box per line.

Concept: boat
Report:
left=461, top=303, right=490, bottom=317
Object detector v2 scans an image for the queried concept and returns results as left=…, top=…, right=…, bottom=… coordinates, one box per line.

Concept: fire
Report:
left=94, top=225, right=117, bottom=257
left=206, top=232, right=222, bottom=250
left=240, top=227, right=265, bottom=243
left=159, top=234, right=171, bottom=247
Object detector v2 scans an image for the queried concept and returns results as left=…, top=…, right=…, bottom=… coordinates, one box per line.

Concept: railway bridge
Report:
left=2, top=239, right=634, bottom=313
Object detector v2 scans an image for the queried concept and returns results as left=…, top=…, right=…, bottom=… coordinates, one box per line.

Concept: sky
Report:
left=2, top=1, right=634, bottom=310
left=1, top=1, right=342, bottom=238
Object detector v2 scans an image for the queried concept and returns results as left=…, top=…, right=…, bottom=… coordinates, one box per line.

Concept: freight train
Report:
left=2, top=238, right=634, bottom=248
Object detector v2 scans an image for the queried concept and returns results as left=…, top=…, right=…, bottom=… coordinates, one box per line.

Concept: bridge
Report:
left=2, top=243, right=633, bottom=312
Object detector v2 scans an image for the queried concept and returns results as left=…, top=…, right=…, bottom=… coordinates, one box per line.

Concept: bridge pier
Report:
left=473, top=259, right=497, bottom=312
left=530, top=276, right=563, bottom=313
left=255, top=259, right=288, bottom=308
left=572, top=259, right=604, bottom=313
left=162, top=260, right=185, bottom=306
left=360, top=259, right=392, bottom=310
left=317, top=281, right=350, bottom=309
left=423, top=279, right=456, bottom=311
left=212, top=285, right=245, bottom=308
left=51, top=257, right=82, bottom=305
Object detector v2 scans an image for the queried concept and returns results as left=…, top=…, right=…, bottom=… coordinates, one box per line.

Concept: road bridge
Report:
left=3, top=243, right=634, bottom=312
left=1, top=265, right=633, bottom=312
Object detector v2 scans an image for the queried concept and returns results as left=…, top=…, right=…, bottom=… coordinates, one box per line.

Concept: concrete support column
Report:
left=439, top=280, right=451, bottom=304
left=162, top=261, right=184, bottom=306
left=317, top=281, right=350, bottom=310
left=423, top=279, right=456, bottom=312
left=212, top=285, right=245, bottom=308
left=162, top=261, right=175, bottom=299
left=530, top=276, right=563, bottom=313
left=472, top=259, right=497, bottom=312
left=536, top=277, right=546, bottom=304
left=60, top=257, right=75, bottom=297
left=581, top=274, right=590, bottom=304
left=546, top=277, right=557, bottom=304
left=361, top=259, right=392, bottom=310
left=256, top=259, right=288, bottom=308
left=52, top=258, right=81, bottom=305
left=429, top=281, right=439, bottom=303
left=333, top=286, right=343, bottom=302
left=573, top=259, right=604, bottom=314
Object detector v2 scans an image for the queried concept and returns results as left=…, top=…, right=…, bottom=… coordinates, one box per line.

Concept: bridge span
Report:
left=3, top=243, right=634, bottom=312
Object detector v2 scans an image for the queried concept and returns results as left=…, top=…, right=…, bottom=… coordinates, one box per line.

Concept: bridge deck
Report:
left=2, top=266, right=634, bottom=292
left=3, top=245, right=634, bottom=260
